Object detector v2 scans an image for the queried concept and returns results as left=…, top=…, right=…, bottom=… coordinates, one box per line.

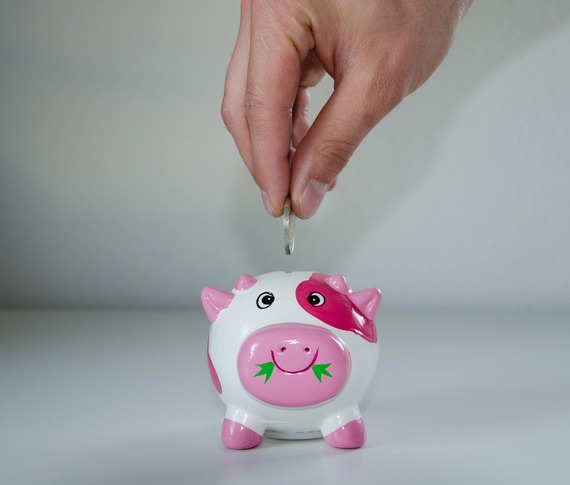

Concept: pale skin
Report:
left=222, top=0, right=473, bottom=219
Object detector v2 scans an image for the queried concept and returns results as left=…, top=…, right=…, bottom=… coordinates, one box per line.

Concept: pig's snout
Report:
left=238, top=323, right=351, bottom=407
left=271, top=339, right=319, bottom=374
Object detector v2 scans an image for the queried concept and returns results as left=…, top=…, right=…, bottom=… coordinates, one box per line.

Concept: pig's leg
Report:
left=321, top=406, right=366, bottom=449
left=221, top=406, right=264, bottom=450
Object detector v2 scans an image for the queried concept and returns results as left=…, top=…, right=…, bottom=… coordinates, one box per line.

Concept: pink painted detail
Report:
left=324, top=275, right=382, bottom=320
left=296, top=274, right=379, bottom=343
left=324, top=418, right=366, bottom=449
left=221, top=418, right=263, bottom=449
left=201, top=287, right=234, bottom=324
left=238, top=323, right=351, bottom=407
left=207, top=348, right=222, bottom=394
left=234, top=274, right=257, bottom=291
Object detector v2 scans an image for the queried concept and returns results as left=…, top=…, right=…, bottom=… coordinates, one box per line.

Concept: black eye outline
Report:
left=256, top=292, right=275, bottom=309
left=307, top=292, right=326, bottom=307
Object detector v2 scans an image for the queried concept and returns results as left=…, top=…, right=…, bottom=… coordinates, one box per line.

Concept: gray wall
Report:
left=1, top=1, right=569, bottom=311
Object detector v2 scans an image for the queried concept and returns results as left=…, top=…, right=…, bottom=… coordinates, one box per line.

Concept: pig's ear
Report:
left=201, top=287, right=234, bottom=324
left=349, top=288, right=382, bottom=320
left=234, top=274, right=257, bottom=291
left=324, top=274, right=350, bottom=294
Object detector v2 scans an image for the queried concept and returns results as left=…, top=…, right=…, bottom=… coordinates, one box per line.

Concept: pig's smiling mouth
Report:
left=271, top=349, right=319, bottom=374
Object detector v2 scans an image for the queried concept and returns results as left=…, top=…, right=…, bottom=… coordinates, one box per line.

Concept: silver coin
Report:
left=283, top=196, right=295, bottom=255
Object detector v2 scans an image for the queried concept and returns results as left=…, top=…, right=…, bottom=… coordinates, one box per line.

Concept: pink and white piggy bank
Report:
left=201, top=271, right=381, bottom=449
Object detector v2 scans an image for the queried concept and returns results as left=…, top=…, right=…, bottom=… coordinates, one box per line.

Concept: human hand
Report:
left=221, top=0, right=472, bottom=218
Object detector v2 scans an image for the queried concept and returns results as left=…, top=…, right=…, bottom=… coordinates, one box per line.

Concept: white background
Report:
left=1, top=1, right=569, bottom=310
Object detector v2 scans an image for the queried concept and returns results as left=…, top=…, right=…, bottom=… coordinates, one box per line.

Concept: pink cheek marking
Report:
left=207, top=350, right=222, bottom=395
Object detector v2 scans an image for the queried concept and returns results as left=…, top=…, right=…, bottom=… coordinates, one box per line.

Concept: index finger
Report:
left=246, top=5, right=312, bottom=216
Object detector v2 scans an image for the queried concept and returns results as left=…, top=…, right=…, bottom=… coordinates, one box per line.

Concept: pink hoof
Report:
left=222, top=418, right=263, bottom=450
left=324, top=419, right=366, bottom=449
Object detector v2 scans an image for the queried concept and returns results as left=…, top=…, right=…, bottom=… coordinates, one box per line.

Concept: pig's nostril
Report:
left=305, top=347, right=310, bottom=353
left=280, top=346, right=286, bottom=352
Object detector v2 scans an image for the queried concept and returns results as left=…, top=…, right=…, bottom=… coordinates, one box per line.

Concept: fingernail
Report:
left=300, top=179, right=329, bottom=218
left=261, top=191, right=274, bottom=216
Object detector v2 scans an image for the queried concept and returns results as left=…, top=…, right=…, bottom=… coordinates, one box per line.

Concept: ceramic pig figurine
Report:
left=201, top=271, right=381, bottom=449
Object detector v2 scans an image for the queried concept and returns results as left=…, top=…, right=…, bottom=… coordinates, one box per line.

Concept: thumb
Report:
left=290, top=73, right=404, bottom=219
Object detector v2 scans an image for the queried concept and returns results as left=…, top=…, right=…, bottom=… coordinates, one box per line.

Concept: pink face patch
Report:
left=295, top=274, right=378, bottom=343
left=238, top=323, right=351, bottom=407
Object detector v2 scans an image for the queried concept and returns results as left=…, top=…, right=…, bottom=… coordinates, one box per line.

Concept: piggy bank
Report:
left=201, top=271, right=381, bottom=449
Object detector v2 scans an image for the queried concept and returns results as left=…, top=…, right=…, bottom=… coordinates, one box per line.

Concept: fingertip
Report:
left=261, top=191, right=277, bottom=217
left=291, top=172, right=337, bottom=219
left=294, top=178, right=330, bottom=219
left=260, top=187, right=289, bottom=218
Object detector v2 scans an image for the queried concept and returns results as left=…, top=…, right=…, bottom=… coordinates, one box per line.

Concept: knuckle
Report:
left=245, top=92, right=293, bottom=128
left=221, top=95, right=242, bottom=131
left=244, top=97, right=266, bottom=131
left=244, top=93, right=264, bottom=121
left=313, top=138, right=356, bottom=177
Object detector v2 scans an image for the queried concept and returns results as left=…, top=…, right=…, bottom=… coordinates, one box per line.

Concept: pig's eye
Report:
left=256, top=292, right=275, bottom=309
left=308, top=292, right=325, bottom=307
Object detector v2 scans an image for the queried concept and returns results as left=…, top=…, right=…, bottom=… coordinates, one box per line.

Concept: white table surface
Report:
left=1, top=309, right=568, bottom=485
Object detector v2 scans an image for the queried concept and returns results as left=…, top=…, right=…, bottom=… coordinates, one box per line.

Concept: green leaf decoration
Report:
left=312, top=363, right=333, bottom=382
left=254, top=361, right=275, bottom=384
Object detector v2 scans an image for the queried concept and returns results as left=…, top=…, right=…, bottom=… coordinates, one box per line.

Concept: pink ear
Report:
left=234, top=274, right=257, bottom=291
left=325, top=274, right=351, bottom=294
left=201, top=287, right=234, bottom=324
left=349, top=288, right=382, bottom=320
